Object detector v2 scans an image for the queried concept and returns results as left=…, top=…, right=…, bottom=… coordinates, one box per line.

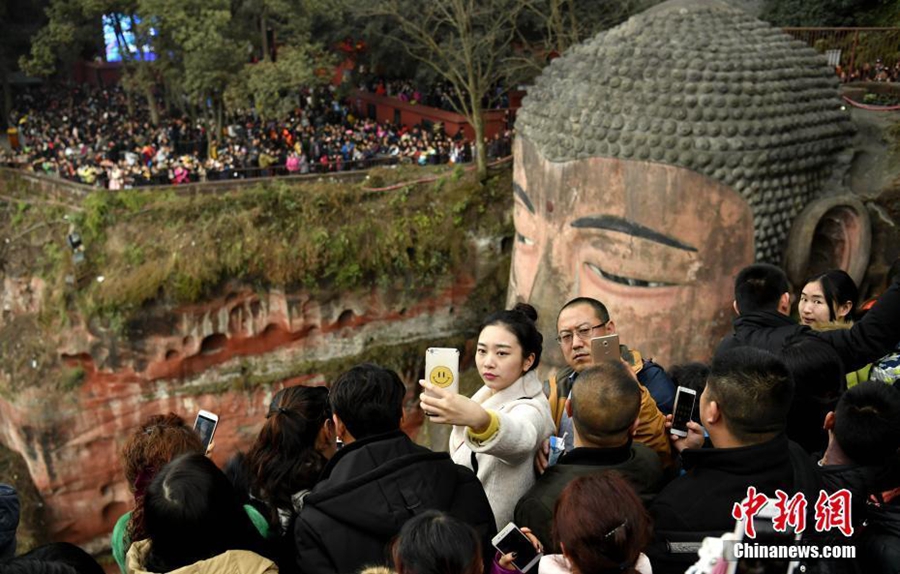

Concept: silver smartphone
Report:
left=590, top=333, right=620, bottom=363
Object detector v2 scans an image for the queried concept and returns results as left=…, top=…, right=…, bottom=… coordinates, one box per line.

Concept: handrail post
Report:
left=849, top=30, right=859, bottom=74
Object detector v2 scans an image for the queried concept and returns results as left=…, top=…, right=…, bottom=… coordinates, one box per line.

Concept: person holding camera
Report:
left=421, top=304, right=555, bottom=528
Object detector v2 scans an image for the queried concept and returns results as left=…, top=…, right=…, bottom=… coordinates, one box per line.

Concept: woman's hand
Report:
left=420, top=380, right=491, bottom=431
left=498, top=527, right=542, bottom=570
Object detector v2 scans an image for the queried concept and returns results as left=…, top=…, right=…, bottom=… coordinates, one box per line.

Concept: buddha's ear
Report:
left=783, top=194, right=871, bottom=286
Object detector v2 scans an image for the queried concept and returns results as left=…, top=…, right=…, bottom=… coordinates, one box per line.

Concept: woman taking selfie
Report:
left=421, top=303, right=554, bottom=527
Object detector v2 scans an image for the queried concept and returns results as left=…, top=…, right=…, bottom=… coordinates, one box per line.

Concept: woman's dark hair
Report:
left=805, top=269, right=859, bottom=322
left=391, top=511, right=482, bottom=574
left=2, top=543, right=104, bottom=574
left=245, top=385, right=330, bottom=527
left=121, top=413, right=204, bottom=543
left=552, top=473, right=652, bottom=574
left=780, top=336, right=845, bottom=454
left=480, top=303, right=542, bottom=372
left=222, top=452, right=253, bottom=507
left=143, top=454, right=267, bottom=572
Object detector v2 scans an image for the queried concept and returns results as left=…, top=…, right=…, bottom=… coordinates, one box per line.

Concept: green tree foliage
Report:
left=516, top=0, right=657, bottom=60
left=225, top=45, right=332, bottom=120
left=363, top=0, right=526, bottom=182
left=1, top=0, right=48, bottom=126
left=20, top=0, right=165, bottom=124
left=21, top=0, right=338, bottom=140
left=760, top=0, right=885, bottom=27
left=19, top=0, right=93, bottom=77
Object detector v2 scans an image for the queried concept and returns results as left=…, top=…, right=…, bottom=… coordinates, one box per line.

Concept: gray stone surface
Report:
left=517, top=0, right=855, bottom=263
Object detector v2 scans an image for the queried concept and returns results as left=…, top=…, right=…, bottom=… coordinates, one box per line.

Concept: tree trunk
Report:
left=566, top=0, right=579, bottom=49
left=214, top=99, right=224, bottom=159
left=260, top=7, right=270, bottom=62
left=161, top=80, right=171, bottom=114
left=144, top=82, right=160, bottom=127
left=112, top=15, right=131, bottom=64
left=124, top=87, right=135, bottom=117
left=204, top=102, right=215, bottom=159
left=551, top=0, right=565, bottom=55
left=471, top=101, right=487, bottom=182
left=2, top=69, right=11, bottom=130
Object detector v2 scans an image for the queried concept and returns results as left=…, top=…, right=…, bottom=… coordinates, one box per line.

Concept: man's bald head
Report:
left=571, top=361, right=641, bottom=447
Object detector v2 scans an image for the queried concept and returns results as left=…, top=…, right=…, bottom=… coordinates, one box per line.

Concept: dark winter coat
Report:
left=514, top=441, right=664, bottom=553
left=0, top=484, right=19, bottom=560
left=647, top=434, right=820, bottom=574
left=293, top=430, right=496, bottom=574
left=716, top=279, right=900, bottom=372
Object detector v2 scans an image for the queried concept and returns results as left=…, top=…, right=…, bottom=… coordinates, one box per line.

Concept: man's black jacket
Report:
left=514, top=441, right=664, bottom=553
left=293, top=430, right=496, bottom=574
left=647, top=434, right=820, bottom=574
left=716, top=278, right=900, bottom=371
left=0, top=484, right=19, bottom=560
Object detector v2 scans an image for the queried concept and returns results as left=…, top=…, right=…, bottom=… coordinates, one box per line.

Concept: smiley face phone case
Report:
left=425, top=347, right=460, bottom=396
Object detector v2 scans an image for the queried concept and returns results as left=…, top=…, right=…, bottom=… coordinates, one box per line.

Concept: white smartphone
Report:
left=424, top=347, right=460, bottom=397
left=670, top=386, right=697, bottom=438
left=590, top=333, right=620, bottom=363
left=492, top=522, right=541, bottom=573
left=194, top=410, right=218, bottom=452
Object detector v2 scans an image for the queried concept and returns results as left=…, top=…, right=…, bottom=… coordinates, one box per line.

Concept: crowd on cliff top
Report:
left=1, top=83, right=513, bottom=188
left=360, top=77, right=512, bottom=112
left=2, top=261, right=900, bottom=574
left=839, top=59, right=900, bottom=83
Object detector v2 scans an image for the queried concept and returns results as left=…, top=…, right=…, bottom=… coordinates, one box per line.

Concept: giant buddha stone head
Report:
left=510, top=0, right=863, bottom=368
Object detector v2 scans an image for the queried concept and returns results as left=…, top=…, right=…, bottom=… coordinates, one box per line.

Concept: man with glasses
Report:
left=537, top=297, right=674, bottom=471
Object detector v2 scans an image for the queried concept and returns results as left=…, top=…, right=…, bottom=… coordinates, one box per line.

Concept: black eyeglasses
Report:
left=556, top=322, right=608, bottom=346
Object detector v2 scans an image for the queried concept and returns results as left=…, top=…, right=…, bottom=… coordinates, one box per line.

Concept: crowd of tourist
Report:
left=838, top=59, right=900, bottom=83
left=2, top=260, right=899, bottom=574
left=1, top=83, right=513, bottom=188
left=361, top=78, right=511, bottom=112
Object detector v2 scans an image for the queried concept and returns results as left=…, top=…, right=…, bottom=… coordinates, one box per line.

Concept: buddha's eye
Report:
left=585, top=263, right=676, bottom=288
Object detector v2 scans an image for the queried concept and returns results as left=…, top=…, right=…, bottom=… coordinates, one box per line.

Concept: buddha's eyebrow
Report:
left=571, top=215, right=698, bottom=252
left=513, top=182, right=535, bottom=214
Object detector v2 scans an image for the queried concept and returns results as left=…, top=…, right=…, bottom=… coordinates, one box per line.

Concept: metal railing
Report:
left=783, top=27, right=900, bottom=75
left=3, top=153, right=482, bottom=188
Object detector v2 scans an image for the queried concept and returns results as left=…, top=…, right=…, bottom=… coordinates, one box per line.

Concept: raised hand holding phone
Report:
left=419, top=379, right=491, bottom=432
left=194, top=410, right=218, bottom=456
left=590, top=334, right=620, bottom=363
left=664, top=410, right=705, bottom=453
left=493, top=523, right=542, bottom=572
left=670, top=386, right=697, bottom=437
